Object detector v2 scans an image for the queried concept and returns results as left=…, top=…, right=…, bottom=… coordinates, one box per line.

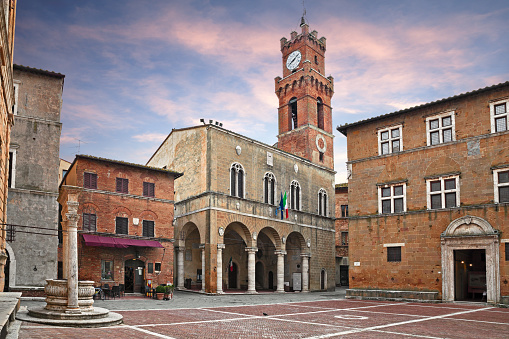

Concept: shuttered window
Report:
left=143, top=182, right=155, bottom=197
left=115, top=217, right=128, bottom=235
left=83, top=213, right=97, bottom=232
left=84, top=172, right=97, bottom=189
left=116, top=178, right=128, bottom=194
left=143, top=220, right=154, bottom=238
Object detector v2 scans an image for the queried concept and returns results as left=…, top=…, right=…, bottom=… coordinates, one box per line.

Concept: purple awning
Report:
left=82, top=234, right=164, bottom=248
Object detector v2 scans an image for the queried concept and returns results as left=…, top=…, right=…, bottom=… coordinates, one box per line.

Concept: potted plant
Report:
left=155, top=285, right=166, bottom=300
left=164, top=284, right=174, bottom=300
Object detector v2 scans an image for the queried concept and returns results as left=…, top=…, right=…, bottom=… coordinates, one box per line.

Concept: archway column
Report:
left=200, top=244, right=206, bottom=293
left=176, top=247, right=185, bottom=289
left=275, top=250, right=286, bottom=293
left=246, top=247, right=258, bottom=294
left=65, top=196, right=80, bottom=313
left=301, top=253, right=310, bottom=293
left=216, top=244, right=225, bottom=294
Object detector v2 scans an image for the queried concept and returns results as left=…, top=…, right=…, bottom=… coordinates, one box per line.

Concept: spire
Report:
left=300, top=0, right=307, bottom=27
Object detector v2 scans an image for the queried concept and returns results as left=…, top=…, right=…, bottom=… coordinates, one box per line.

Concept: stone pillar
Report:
left=176, top=247, right=185, bottom=289
left=275, top=250, right=286, bottom=293
left=246, top=247, right=257, bottom=294
left=62, top=218, right=68, bottom=279
left=66, top=195, right=80, bottom=313
left=200, top=244, right=206, bottom=293
left=216, top=244, right=225, bottom=294
left=301, top=253, right=310, bottom=293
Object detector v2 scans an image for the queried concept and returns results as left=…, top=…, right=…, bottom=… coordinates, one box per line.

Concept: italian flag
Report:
left=229, top=257, right=233, bottom=272
left=284, top=191, right=288, bottom=219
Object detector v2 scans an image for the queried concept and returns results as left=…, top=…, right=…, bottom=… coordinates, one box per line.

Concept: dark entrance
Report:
left=255, top=261, right=264, bottom=289
left=268, top=271, right=274, bottom=290
left=321, top=269, right=326, bottom=290
left=228, top=262, right=238, bottom=289
left=454, top=249, right=486, bottom=301
left=340, top=265, right=349, bottom=287
left=125, top=259, right=144, bottom=293
left=3, top=250, right=9, bottom=291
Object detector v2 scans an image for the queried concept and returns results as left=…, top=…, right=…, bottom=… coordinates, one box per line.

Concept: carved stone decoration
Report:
left=252, top=232, right=257, bottom=241
left=281, top=236, right=286, bottom=244
left=236, top=202, right=240, bottom=210
left=218, top=227, right=224, bottom=237
left=236, top=145, right=241, bottom=155
left=294, top=164, right=298, bottom=173
left=44, top=279, right=95, bottom=311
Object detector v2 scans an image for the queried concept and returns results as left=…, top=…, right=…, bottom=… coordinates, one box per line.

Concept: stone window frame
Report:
left=378, top=125, right=403, bottom=155
left=317, top=188, right=327, bottom=216
left=426, top=111, right=456, bottom=146
left=384, top=243, right=404, bottom=262
left=8, top=147, right=16, bottom=188
left=154, top=262, right=161, bottom=272
left=341, top=231, right=348, bottom=246
left=377, top=182, right=406, bottom=214
left=490, top=98, right=508, bottom=133
left=13, top=81, right=19, bottom=115
left=290, top=180, right=301, bottom=211
left=101, top=259, right=114, bottom=281
left=340, top=205, right=348, bottom=218
left=426, top=174, right=460, bottom=210
left=263, top=172, right=276, bottom=205
left=493, top=167, right=509, bottom=204
left=230, top=162, right=245, bottom=198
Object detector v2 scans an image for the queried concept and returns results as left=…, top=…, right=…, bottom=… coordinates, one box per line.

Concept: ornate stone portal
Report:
left=441, top=215, right=500, bottom=304
left=17, top=192, right=123, bottom=327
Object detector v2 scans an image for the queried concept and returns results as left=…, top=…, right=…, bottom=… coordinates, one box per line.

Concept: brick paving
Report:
left=17, top=291, right=509, bottom=338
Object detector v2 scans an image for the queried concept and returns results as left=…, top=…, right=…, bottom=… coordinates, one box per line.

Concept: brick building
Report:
left=147, top=20, right=336, bottom=293
left=5, top=65, right=64, bottom=290
left=59, top=155, right=182, bottom=293
left=335, top=183, right=348, bottom=286
left=0, top=0, right=17, bottom=292
left=337, top=81, right=509, bottom=305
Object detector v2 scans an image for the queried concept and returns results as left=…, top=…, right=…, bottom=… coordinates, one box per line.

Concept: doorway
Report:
left=228, top=262, right=238, bottom=289
left=3, top=250, right=9, bottom=291
left=268, top=271, right=274, bottom=290
left=255, top=261, right=264, bottom=289
left=454, top=249, right=486, bottom=301
left=125, top=259, right=144, bottom=293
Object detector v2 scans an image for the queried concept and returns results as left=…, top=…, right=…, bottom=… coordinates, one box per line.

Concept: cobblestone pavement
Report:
left=17, top=289, right=509, bottom=338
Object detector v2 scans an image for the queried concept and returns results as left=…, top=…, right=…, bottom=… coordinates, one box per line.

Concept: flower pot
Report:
left=156, top=293, right=164, bottom=300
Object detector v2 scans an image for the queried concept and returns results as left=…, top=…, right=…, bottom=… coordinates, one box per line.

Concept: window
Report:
left=116, top=177, right=128, bottom=194
left=83, top=213, right=97, bottom=232
left=143, top=182, right=155, bottom=197
left=387, top=247, right=401, bottom=262
left=426, top=112, right=455, bottom=146
left=84, top=172, right=97, bottom=189
left=264, top=172, right=276, bottom=205
left=378, top=126, right=402, bottom=155
left=494, top=169, right=509, bottom=203
left=142, top=220, right=155, bottom=237
left=154, top=262, right=161, bottom=272
left=318, top=188, right=327, bottom=216
left=115, top=217, right=128, bottom=235
left=378, top=183, right=406, bottom=214
left=289, top=97, right=298, bottom=130
left=341, top=231, right=348, bottom=245
left=506, top=243, right=509, bottom=261
left=230, top=163, right=244, bottom=198
left=426, top=175, right=460, bottom=209
left=8, top=150, right=15, bottom=188
left=290, top=180, right=301, bottom=210
left=341, top=205, right=349, bottom=218
left=13, top=82, right=19, bottom=115
left=317, top=97, right=324, bottom=130
left=490, top=100, right=508, bottom=133
left=148, top=263, right=154, bottom=274
left=101, top=260, right=114, bottom=280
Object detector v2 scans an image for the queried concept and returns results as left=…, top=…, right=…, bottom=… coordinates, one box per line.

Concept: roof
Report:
left=335, top=183, right=348, bottom=189
left=73, top=154, right=183, bottom=179
left=336, top=81, right=509, bottom=136
left=13, top=64, right=65, bottom=79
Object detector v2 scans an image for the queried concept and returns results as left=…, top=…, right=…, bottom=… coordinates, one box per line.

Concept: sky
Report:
left=13, top=0, right=509, bottom=183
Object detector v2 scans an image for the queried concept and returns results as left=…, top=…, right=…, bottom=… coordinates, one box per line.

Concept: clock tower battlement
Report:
left=275, top=18, right=334, bottom=170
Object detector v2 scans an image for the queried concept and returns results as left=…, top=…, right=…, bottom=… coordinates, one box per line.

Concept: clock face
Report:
left=286, top=50, right=302, bottom=70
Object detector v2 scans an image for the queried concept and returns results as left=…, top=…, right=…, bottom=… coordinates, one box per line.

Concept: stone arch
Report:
left=258, top=227, right=282, bottom=250
left=424, top=157, right=461, bottom=178
left=441, top=215, right=500, bottom=303
left=224, top=221, right=252, bottom=246
left=286, top=231, right=306, bottom=251
left=176, top=221, right=202, bottom=247
left=80, top=202, right=100, bottom=214
left=139, top=210, right=158, bottom=221
left=4, top=242, right=16, bottom=288
left=112, top=206, right=132, bottom=218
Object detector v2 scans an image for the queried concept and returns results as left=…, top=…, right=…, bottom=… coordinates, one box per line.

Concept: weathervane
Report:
left=301, top=0, right=307, bottom=24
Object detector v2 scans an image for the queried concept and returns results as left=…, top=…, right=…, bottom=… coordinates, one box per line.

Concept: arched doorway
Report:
left=320, top=269, right=327, bottom=290
left=3, top=250, right=9, bottom=291
left=256, top=229, right=278, bottom=291
left=223, top=222, right=251, bottom=292
left=228, top=262, right=238, bottom=289
left=285, top=232, right=306, bottom=292
left=441, top=216, right=500, bottom=303
left=125, top=259, right=144, bottom=293
left=180, top=224, right=201, bottom=290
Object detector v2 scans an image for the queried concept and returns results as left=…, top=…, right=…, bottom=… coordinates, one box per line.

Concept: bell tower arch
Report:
left=275, top=17, right=334, bottom=169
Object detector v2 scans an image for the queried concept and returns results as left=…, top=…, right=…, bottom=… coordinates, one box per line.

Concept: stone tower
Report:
left=275, top=18, right=334, bottom=169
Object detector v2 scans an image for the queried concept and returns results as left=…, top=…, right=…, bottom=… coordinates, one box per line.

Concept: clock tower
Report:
left=275, top=18, right=334, bottom=170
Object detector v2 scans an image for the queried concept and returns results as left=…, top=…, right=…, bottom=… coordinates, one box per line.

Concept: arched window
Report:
left=317, top=97, right=324, bottom=130
left=264, top=172, right=276, bottom=205
left=230, top=163, right=245, bottom=198
left=318, top=188, right=327, bottom=216
left=290, top=180, right=301, bottom=211
left=289, top=97, right=298, bottom=130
